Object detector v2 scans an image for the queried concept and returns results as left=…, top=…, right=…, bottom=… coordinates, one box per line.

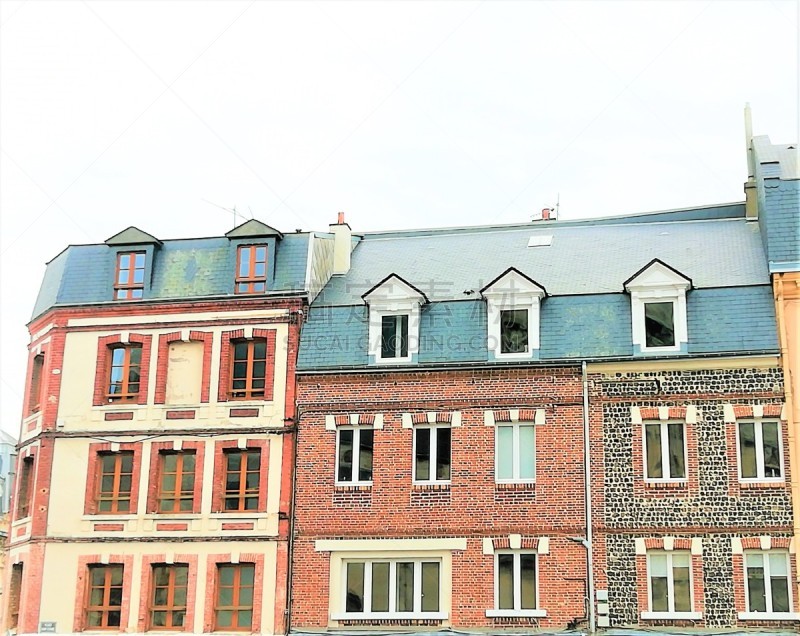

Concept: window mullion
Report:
left=754, top=422, right=765, bottom=479
left=364, top=562, right=373, bottom=614
left=661, top=421, right=670, bottom=479
left=513, top=553, right=521, bottom=611
left=513, top=424, right=520, bottom=480
left=429, top=427, right=437, bottom=482
left=353, top=429, right=360, bottom=482
left=666, top=554, right=675, bottom=612
left=413, top=561, right=422, bottom=614
left=388, top=561, right=397, bottom=613
left=764, top=555, right=773, bottom=613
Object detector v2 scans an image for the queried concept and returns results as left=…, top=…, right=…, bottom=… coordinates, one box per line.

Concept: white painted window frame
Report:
left=486, top=550, right=545, bottom=618
left=736, top=419, right=784, bottom=483
left=368, top=305, right=420, bottom=364
left=739, top=550, right=798, bottom=620
left=495, top=422, right=536, bottom=484
left=483, top=277, right=544, bottom=361
left=412, top=424, right=451, bottom=485
left=641, top=551, right=701, bottom=619
left=335, top=426, right=373, bottom=486
left=642, top=420, right=688, bottom=483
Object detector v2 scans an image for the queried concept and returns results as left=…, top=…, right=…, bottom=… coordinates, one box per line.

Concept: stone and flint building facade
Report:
left=5, top=130, right=799, bottom=636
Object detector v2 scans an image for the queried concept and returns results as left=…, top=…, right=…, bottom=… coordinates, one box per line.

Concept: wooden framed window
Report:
left=214, top=564, right=255, bottom=631
left=107, top=345, right=143, bottom=402
left=86, top=564, right=124, bottom=629
left=235, top=245, right=267, bottom=294
left=16, top=456, right=33, bottom=519
left=96, top=452, right=134, bottom=513
left=150, top=564, right=189, bottom=630
left=229, top=339, right=267, bottom=400
left=223, top=449, right=260, bottom=511
left=28, top=353, right=44, bottom=414
left=114, top=252, right=146, bottom=300
left=158, top=451, right=196, bottom=513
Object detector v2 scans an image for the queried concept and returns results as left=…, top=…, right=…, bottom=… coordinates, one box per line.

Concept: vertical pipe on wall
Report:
left=582, top=361, right=596, bottom=632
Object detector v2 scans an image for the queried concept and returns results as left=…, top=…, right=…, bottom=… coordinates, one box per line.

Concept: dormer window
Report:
left=114, top=252, right=145, bottom=300
left=624, top=259, right=691, bottom=355
left=362, top=275, right=428, bottom=365
left=235, top=245, right=268, bottom=294
left=481, top=268, right=546, bottom=361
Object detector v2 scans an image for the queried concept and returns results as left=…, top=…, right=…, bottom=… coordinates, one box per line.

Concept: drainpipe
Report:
left=582, top=361, right=596, bottom=633
left=775, top=276, right=800, bottom=604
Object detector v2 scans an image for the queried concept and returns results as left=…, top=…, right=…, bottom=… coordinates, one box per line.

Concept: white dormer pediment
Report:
left=624, top=259, right=692, bottom=292
left=481, top=267, right=546, bottom=303
left=362, top=274, right=427, bottom=309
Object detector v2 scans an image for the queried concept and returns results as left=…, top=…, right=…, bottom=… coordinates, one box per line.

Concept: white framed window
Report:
left=341, top=559, right=443, bottom=618
left=481, top=268, right=545, bottom=361
left=643, top=421, right=687, bottom=481
left=740, top=551, right=796, bottom=619
left=486, top=551, right=544, bottom=617
left=336, top=427, right=374, bottom=485
left=642, top=552, right=701, bottom=618
left=624, top=260, right=691, bottom=355
left=737, top=420, right=783, bottom=481
left=413, top=425, right=451, bottom=484
left=380, top=313, right=410, bottom=361
left=363, top=275, right=427, bottom=365
left=495, top=422, right=535, bottom=483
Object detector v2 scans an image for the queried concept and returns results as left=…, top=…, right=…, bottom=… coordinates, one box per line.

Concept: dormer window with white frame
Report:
left=624, top=259, right=691, bottom=355
left=362, top=274, right=428, bottom=365
left=481, top=268, right=546, bottom=361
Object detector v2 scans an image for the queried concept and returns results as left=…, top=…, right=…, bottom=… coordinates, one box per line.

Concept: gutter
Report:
left=582, top=361, right=596, bottom=633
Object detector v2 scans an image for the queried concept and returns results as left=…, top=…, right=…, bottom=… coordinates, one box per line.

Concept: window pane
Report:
left=217, top=610, right=232, bottom=628
left=667, top=422, right=685, bottom=479
left=239, top=248, right=251, bottom=277
left=415, top=428, right=431, bottom=480
left=421, top=562, right=440, bottom=612
left=395, top=562, right=414, bottom=612
left=739, top=422, right=757, bottom=478
left=645, top=423, right=663, bottom=478
left=346, top=563, right=365, bottom=612
left=519, top=425, right=535, bottom=480
left=769, top=552, right=788, bottom=576
left=398, top=315, right=408, bottom=357
left=338, top=430, right=353, bottom=482
left=500, top=309, right=528, bottom=354
left=644, top=302, right=675, bottom=347
left=371, top=562, right=390, bottom=613
left=498, top=554, right=514, bottom=610
left=520, top=554, right=537, bottom=610
left=771, top=577, right=790, bottom=613
left=236, top=610, right=252, bottom=629
left=381, top=316, right=397, bottom=358
left=762, top=422, right=781, bottom=478
left=746, top=562, right=767, bottom=612
left=358, top=429, right=373, bottom=482
left=673, top=562, right=691, bottom=612
left=649, top=553, right=668, bottom=577
left=436, top=427, right=451, bottom=481
left=650, top=577, right=668, bottom=612
left=497, top=427, right=513, bottom=480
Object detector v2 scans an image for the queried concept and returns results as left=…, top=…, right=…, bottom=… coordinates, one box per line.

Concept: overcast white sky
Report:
left=1, top=0, right=797, bottom=437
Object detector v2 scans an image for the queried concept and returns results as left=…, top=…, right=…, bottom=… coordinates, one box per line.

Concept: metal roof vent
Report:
left=528, top=235, right=553, bottom=247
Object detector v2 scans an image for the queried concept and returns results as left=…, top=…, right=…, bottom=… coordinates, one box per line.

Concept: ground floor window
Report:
left=745, top=551, right=791, bottom=614
left=344, top=559, right=441, bottom=617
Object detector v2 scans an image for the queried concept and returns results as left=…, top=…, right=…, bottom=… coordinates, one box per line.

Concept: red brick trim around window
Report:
left=203, top=553, right=265, bottom=633
left=84, top=442, right=142, bottom=515
left=211, top=439, right=270, bottom=513
left=146, top=441, right=205, bottom=514
left=154, top=331, right=213, bottom=404
left=93, top=334, right=153, bottom=406
left=632, top=414, right=699, bottom=498
left=136, top=554, right=199, bottom=632
left=635, top=549, right=704, bottom=622
left=217, top=329, right=276, bottom=403
left=73, top=554, right=134, bottom=632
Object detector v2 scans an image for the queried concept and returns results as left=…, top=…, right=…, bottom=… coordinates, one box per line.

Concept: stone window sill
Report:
left=738, top=611, right=800, bottom=620
left=334, top=484, right=372, bottom=491
left=641, top=611, right=702, bottom=620
left=739, top=480, right=786, bottom=489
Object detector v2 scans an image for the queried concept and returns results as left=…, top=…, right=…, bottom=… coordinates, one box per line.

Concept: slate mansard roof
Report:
left=298, top=202, right=781, bottom=370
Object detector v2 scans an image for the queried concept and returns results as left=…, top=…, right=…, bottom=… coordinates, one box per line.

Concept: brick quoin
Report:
left=292, top=366, right=588, bottom=631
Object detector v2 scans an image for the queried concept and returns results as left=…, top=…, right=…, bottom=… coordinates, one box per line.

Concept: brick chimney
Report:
left=329, top=211, right=352, bottom=275
left=541, top=208, right=552, bottom=220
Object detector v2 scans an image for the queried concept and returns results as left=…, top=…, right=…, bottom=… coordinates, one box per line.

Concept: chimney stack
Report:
left=329, top=211, right=352, bottom=275
left=541, top=208, right=551, bottom=220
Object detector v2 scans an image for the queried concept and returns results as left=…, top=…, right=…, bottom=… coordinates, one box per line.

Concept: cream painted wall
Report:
left=165, top=341, right=204, bottom=405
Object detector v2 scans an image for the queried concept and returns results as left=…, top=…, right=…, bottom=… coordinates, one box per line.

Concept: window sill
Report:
left=331, top=612, right=447, bottom=621
left=739, top=480, right=786, bottom=488
left=334, top=483, right=372, bottom=491
left=641, top=611, right=702, bottom=620
left=643, top=480, right=688, bottom=489
left=495, top=482, right=535, bottom=489
left=738, top=612, right=800, bottom=620
left=412, top=482, right=450, bottom=490
left=486, top=609, right=547, bottom=618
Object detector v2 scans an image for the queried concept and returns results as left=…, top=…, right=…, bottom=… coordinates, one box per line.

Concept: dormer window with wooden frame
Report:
left=481, top=268, right=546, bottom=361
left=235, top=245, right=268, bottom=294
left=114, top=251, right=146, bottom=299
left=362, top=274, right=428, bottom=365
left=624, top=259, right=691, bottom=355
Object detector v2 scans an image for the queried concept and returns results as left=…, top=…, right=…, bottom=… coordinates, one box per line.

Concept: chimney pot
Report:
left=541, top=208, right=551, bottom=220
left=337, top=211, right=345, bottom=224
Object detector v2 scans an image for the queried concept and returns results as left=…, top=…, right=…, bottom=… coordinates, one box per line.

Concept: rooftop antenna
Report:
left=555, top=193, right=560, bottom=219
left=202, top=199, right=242, bottom=229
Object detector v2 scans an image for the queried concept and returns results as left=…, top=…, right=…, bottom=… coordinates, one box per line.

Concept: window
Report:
left=644, top=302, right=675, bottom=348
left=158, top=452, right=195, bottom=513
left=738, top=420, right=782, bottom=481
left=215, top=564, right=254, bottom=631
left=644, top=421, right=686, bottom=481
left=107, top=345, right=142, bottom=403
left=495, top=422, right=535, bottom=483
left=490, top=552, right=539, bottom=616
left=86, top=564, right=124, bottom=629
left=343, top=559, right=441, bottom=617
left=414, top=426, right=451, bottom=483
left=481, top=268, right=545, bottom=360
left=380, top=314, right=409, bottom=360
left=16, top=456, right=33, bottom=518
left=223, top=450, right=260, bottom=511
left=28, top=353, right=44, bottom=414
left=235, top=245, right=267, bottom=294
left=229, top=339, right=267, bottom=400
left=114, top=252, right=146, bottom=300
left=96, top=452, right=134, bottom=513
left=336, top=427, right=373, bottom=484
left=743, top=551, right=792, bottom=615
left=500, top=309, right=529, bottom=354
left=150, top=565, right=188, bottom=630
left=646, top=552, right=692, bottom=615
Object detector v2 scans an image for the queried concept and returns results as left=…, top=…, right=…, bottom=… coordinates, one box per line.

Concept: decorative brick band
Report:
left=166, top=409, right=195, bottom=420
left=484, top=409, right=545, bottom=426
left=221, top=522, right=255, bottom=531
left=230, top=408, right=259, bottom=418
left=104, top=412, right=134, bottom=421
left=483, top=535, right=549, bottom=554
left=156, top=523, right=188, bottom=531
left=634, top=537, right=702, bottom=555
left=633, top=405, right=698, bottom=423
left=401, top=411, right=462, bottom=428
left=722, top=403, right=785, bottom=422
left=93, top=523, right=125, bottom=531
left=325, top=413, right=385, bottom=430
